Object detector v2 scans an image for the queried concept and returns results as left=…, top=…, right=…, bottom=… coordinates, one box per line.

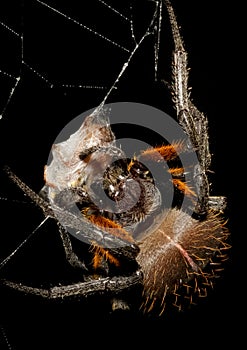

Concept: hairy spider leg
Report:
left=139, top=141, right=196, bottom=198
left=168, top=167, right=195, bottom=197
left=83, top=210, right=135, bottom=269
left=85, top=213, right=134, bottom=243
left=90, top=243, right=120, bottom=269
left=140, top=140, right=185, bottom=162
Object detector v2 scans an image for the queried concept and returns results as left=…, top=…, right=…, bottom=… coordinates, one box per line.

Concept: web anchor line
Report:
left=100, top=0, right=161, bottom=108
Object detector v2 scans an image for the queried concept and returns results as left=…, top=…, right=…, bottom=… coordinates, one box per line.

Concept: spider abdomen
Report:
left=137, top=208, right=230, bottom=314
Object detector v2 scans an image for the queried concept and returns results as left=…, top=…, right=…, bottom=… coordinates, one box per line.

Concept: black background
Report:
left=0, top=0, right=241, bottom=348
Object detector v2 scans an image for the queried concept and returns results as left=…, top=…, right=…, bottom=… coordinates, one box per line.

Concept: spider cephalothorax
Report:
left=0, top=0, right=230, bottom=317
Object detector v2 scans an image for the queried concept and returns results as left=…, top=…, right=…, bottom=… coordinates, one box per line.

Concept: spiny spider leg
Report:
left=3, top=165, right=54, bottom=218
left=1, top=271, right=142, bottom=300
left=164, top=0, right=226, bottom=216
left=57, top=223, right=87, bottom=270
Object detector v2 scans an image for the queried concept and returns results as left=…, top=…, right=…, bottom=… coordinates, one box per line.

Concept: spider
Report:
left=0, top=0, right=230, bottom=317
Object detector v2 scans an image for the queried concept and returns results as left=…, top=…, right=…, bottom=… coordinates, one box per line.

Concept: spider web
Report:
left=0, top=0, right=163, bottom=120
left=0, top=0, right=234, bottom=348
